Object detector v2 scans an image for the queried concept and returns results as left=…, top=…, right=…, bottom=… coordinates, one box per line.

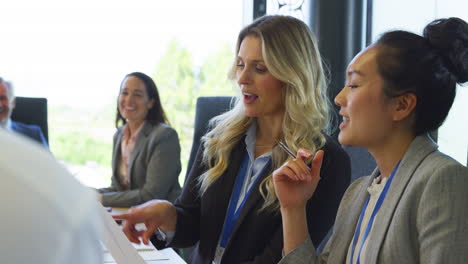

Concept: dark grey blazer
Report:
left=279, top=134, right=468, bottom=264
left=99, top=122, right=181, bottom=207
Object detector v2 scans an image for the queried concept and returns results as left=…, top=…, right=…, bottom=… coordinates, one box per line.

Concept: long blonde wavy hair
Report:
left=198, top=15, right=331, bottom=211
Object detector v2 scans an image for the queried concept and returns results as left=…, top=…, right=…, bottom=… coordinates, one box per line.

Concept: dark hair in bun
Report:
left=375, top=17, right=468, bottom=136
left=424, top=18, right=468, bottom=83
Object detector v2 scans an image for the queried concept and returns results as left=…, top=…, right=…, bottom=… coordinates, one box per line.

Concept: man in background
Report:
left=0, top=77, right=48, bottom=148
left=0, top=131, right=103, bottom=263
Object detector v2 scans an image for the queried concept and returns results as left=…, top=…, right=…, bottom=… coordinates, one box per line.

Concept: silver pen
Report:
left=277, top=141, right=312, bottom=169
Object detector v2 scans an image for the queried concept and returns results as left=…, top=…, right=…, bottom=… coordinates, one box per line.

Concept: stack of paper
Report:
left=99, top=205, right=168, bottom=263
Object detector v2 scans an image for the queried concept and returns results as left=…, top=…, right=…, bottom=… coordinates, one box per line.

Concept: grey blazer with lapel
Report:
left=279, top=134, right=468, bottom=264
left=99, top=122, right=181, bottom=207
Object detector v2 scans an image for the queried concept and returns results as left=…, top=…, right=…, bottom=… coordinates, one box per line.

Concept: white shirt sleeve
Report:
left=156, top=228, right=176, bottom=246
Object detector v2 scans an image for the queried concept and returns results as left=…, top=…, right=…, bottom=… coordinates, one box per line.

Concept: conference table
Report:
left=144, top=248, right=186, bottom=264
left=107, top=207, right=186, bottom=264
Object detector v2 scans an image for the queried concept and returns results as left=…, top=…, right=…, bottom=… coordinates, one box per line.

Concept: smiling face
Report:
left=118, top=76, right=154, bottom=125
left=334, top=46, right=396, bottom=149
left=236, top=35, right=285, bottom=120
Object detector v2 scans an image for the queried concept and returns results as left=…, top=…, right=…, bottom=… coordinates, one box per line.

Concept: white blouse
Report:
left=346, top=176, right=388, bottom=264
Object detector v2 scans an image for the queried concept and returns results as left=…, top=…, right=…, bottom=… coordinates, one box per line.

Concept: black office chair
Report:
left=10, top=96, right=49, bottom=143
left=178, top=96, right=234, bottom=261
left=185, top=96, right=234, bottom=180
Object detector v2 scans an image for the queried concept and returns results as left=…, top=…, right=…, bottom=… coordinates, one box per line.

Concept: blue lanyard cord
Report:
left=349, top=161, right=401, bottom=264
left=219, top=153, right=271, bottom=248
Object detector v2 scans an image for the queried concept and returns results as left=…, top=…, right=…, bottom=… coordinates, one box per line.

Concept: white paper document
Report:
left=99, top=205, right=168, bottom=263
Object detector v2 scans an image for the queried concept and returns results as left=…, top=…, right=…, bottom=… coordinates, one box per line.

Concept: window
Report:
left=0, top=0, right=243, bottom=187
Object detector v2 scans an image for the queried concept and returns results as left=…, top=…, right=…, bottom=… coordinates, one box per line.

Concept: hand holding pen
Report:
left=273, top=142, right=325, bottom=209
left=277, top=141, right=313, bottom=169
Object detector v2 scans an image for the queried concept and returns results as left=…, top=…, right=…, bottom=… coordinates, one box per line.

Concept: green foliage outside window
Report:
left=156, top=39, right=236, bottom=180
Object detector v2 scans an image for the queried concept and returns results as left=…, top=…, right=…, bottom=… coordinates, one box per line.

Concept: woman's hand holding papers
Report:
left=113, top=199, right=177, bottom=245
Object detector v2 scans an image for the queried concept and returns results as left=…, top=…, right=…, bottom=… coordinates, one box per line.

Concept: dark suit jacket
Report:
left=153, top=135, right=350, bottom=264
left=11, top=120, right=48, bottom=149
left=99, top=122, right=182, bottom=207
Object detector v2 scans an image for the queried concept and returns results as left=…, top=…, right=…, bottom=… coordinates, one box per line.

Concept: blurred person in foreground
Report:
left=0, top=131, right=102, bottom=263
left=98, top=72, right=181, bottom=207
left=114, top=16, right=350, bottom=264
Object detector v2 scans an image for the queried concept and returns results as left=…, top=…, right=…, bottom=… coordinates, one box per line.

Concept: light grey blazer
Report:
left=279, top=134, right=468, bottom=264
left=99, top=122, right=181, bottom=207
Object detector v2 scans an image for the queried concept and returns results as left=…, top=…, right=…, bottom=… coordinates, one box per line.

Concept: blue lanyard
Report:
left=349, top=161, right=401, bottom=264
left=219, top=153, right=271, bottom=248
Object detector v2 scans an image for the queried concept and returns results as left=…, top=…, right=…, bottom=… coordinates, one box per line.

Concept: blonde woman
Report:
left=115, top=15, right=350, bottom=264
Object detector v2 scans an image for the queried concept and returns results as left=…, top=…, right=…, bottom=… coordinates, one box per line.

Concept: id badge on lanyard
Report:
left=349, top=161, right=401, bottom=264
left=219, top=153, right=271, bottom=248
